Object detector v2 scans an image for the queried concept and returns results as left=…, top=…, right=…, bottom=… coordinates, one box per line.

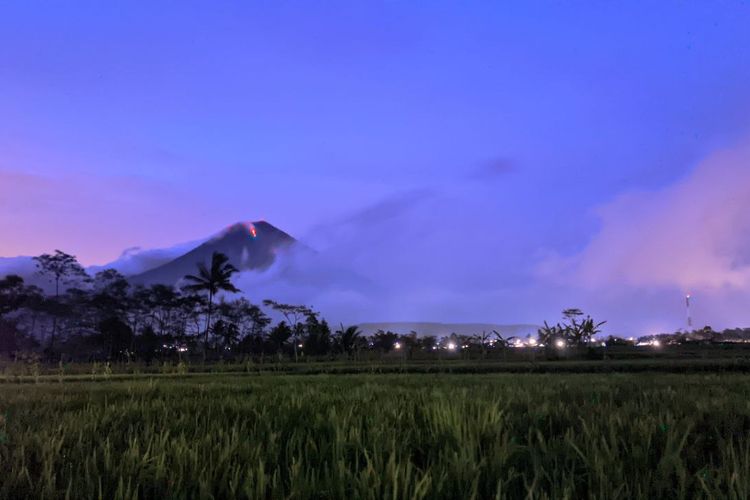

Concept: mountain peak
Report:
left=130, top=220, right=297, bottom=285
left=218, top=220, right=290, bottom=239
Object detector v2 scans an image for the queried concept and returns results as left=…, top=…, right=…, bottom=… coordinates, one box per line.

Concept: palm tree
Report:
left=578, top=316, right=607, bottom=345
left=183, top=252, right=240, bottom=353
left=560, top=309, right=606, bottom=345
left=473, top=330, right=492, bottom=358
left=335, top=324, right=362, bottom=357
left=537, top=321, right=565, bottom=347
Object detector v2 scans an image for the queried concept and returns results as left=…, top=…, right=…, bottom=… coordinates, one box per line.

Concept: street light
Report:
left=555, top=339, right=566, bottom=349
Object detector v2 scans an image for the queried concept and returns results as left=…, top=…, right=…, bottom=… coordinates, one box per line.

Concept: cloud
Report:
left=9, top=145, right=748, bottom=335
left=0, top=257, right=36, bottom=278
left=468, top=158, right=517, bottom=181
left=540, top=141, right=750, bottom=291
left=228, top=185, right=552, bottom=326
left=101, top=144, right=745, bottom=333
left=89, top=238, right=208, bottom=276
left=528, top=140, right=750, bottom=333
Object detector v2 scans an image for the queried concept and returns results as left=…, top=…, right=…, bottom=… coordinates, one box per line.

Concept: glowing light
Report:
left=394, top=342, right=401, bottom=350
left=528, top=338, right=538, bottom=346
left=249, top=225, right=258, bottom=238
left=601, top=342, right=606, bottom=347
left=555, top=339, right=566, bottom=349
left=652, top=340, right=661, bottom=347
left=297, top=343, right=303, bottom=348
left=447, top=342, right=457, bottom=351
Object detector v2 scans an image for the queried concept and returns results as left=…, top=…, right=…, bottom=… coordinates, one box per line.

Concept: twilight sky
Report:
left=2, top=2, right=750, bottom=333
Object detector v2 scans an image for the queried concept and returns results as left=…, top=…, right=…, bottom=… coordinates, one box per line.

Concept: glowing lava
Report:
left=249, top=224, right=257, bottom=238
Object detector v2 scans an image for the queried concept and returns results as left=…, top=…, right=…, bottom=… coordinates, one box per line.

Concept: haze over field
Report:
left=2, top=2, right=750, bottom=334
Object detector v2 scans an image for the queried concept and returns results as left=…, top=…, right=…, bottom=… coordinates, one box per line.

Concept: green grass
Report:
left=6, top=354, right=750, bottom=384
left=1, top=372, right=750, bottom=499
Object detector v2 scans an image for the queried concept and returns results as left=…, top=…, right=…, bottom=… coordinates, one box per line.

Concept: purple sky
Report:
left=2, top=2, right=750, bottom=333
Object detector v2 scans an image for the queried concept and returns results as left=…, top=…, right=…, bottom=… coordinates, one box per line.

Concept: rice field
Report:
left=1, top=372, right=750, bottom=499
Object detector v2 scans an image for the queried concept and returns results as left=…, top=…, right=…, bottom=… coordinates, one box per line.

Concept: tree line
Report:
left=0, top=250, right=621, bottom=363
left=0, top=250, right=380, bottom=362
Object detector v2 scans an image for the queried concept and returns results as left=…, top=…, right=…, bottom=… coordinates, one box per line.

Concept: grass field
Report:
left=5, top=349, right=750, bottom=382
left=2, top=372, right=750, bottom=499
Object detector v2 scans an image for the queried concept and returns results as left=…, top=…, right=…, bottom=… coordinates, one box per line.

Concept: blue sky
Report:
left=2, top=1, right=750, bottom=332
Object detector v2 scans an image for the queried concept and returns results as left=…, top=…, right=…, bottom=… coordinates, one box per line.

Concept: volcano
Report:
left=129, top=221, right=297, bottom=286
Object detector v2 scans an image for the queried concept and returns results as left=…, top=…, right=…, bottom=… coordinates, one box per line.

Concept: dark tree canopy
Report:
left=33, top=250, right=89, bottom=295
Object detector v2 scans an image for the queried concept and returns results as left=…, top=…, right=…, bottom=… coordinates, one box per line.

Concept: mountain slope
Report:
left=89, top=237, right=208, bottom=277
left=129, top=221, right=297, bottom=286
left=0, top=256, right=50, bottom=290
left=0, top=256, right=35, bottom=278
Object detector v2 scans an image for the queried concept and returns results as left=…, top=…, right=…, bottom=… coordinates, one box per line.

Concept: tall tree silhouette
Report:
left=33, top=250, right=88, bottom=351
left=335, top=324, right=363, bottom=356
left=183, top=252, right=240, bottom=353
